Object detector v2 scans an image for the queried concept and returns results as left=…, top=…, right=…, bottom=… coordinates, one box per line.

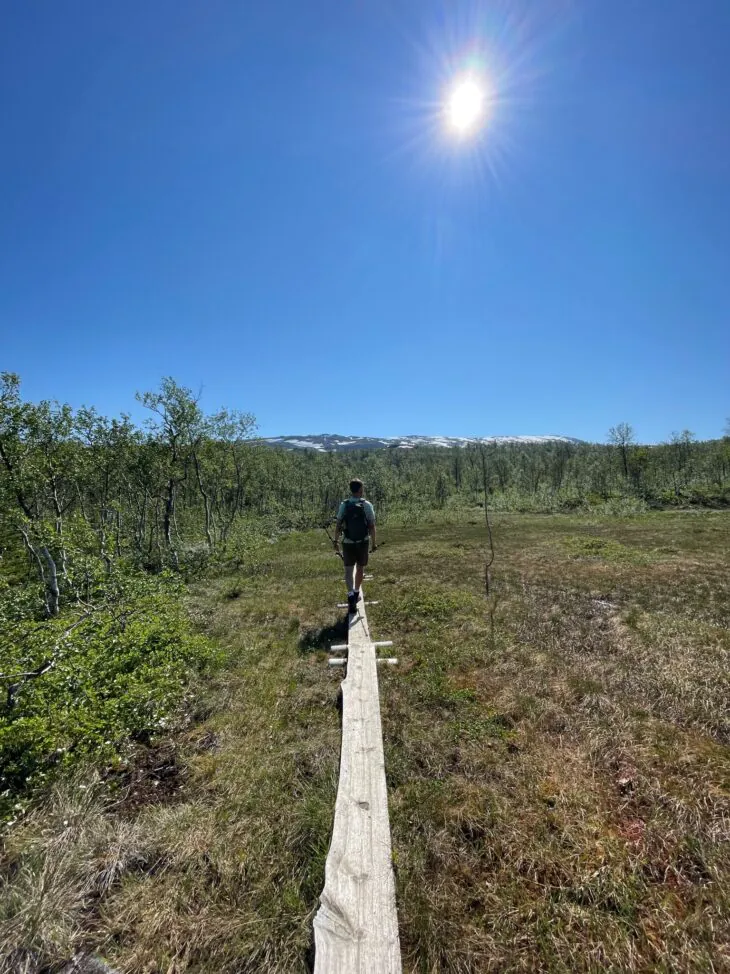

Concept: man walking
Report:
left=334, top=479, right=376, bottom=614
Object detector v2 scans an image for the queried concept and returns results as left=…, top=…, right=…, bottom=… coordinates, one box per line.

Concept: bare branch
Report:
left=1, top=611, right=92, bottom=707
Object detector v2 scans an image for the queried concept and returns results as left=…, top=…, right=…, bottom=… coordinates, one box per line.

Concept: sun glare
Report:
left=446, top=78, right=486, bottom=134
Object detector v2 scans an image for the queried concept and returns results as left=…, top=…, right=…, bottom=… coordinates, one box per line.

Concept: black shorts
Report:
left=342, top=541, right=369, bottom=567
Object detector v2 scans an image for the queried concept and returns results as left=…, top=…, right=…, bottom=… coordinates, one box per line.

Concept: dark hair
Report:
left=349, top=479, right=364, bottom=494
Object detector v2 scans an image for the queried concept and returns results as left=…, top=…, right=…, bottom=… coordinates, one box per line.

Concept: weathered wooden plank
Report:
left=314, top=590, right=402, bottom=973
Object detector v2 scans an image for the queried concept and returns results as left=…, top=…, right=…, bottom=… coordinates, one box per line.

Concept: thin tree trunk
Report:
left=51, top=481, right=68, bottom=580
left=75, top=481, right=90, bottom=525
left=40, top=546, right=60, bottom=615
left=19, top=525, right=51, bottom=617
left=621, top=445, right=629, bottom=479
left=164, top=479, right=175, bottom=549
left=192, top=452, right=214, bottom=550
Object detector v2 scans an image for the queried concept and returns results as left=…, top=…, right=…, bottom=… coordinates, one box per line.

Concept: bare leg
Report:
left=345, top=564, right=355, bottom=591
left=354, top=564, right=364, bottom=591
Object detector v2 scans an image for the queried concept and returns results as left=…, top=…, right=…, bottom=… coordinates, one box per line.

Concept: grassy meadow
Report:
left=2, top=511, right=729, bottom=973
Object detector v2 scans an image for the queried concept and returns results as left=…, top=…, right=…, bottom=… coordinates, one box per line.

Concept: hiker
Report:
left=334, top=479, right=376, bottom=614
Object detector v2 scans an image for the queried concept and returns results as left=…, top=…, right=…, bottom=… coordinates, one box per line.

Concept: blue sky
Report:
left=1, top=0, right=728, bottom=444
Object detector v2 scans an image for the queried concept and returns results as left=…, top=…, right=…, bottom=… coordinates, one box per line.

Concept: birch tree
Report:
left=608, top=423, right=635, bottom=481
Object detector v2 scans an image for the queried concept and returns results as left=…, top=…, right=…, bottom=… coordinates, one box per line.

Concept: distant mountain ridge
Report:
left=261, top=434, right=582, bottom=453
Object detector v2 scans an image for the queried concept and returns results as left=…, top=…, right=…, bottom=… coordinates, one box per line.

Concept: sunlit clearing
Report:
left=446, top=79, right=485, bottom=134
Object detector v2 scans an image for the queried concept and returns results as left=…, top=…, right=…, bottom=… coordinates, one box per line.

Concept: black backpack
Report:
left=342, top=498, right=369, bottom=542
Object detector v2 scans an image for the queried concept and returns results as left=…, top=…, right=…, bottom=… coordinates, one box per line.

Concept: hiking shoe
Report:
left=347, top=592, right=357, bottom=614
left=354, top=590, right=361, bottom=605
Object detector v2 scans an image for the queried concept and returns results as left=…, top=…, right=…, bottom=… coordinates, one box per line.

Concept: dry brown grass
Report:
left=2, top=513, right=729, bottom=972
left=376, top=514, right=730, bottom=972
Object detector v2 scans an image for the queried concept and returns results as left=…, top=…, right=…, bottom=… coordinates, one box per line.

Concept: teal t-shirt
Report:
left=336, top=497, right=376, bottom=542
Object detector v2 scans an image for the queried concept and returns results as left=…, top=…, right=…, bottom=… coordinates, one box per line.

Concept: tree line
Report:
left=1, top=373, right=728, bottom=617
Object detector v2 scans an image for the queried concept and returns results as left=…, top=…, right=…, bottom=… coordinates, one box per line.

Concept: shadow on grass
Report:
left=298, top=615, right=349, bottom=653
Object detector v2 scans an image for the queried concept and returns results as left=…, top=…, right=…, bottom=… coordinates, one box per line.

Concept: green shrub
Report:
left=0, top=572, right=218, bottom=821
left=657, top=485, right=730, bottom=508
left=561, top=535, right=649, bottom=562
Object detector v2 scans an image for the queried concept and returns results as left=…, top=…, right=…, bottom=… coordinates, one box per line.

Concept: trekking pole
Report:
left=322, top=522, right=343, bottom=560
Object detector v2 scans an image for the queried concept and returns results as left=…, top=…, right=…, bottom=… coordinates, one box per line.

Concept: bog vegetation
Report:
left=1, top=372, right=728, bottom=805
left=1, top=372, right=729, bottom=972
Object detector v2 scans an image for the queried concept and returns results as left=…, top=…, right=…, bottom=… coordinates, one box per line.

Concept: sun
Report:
left=446, top=78, right=486, bottom=135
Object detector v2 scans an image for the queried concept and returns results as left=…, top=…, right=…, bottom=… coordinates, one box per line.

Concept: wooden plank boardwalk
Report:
left=313, top=587, right=402, bottom=973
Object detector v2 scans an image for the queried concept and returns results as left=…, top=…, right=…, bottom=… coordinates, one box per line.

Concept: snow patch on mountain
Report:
left=261, top=433, right=581, bottom=453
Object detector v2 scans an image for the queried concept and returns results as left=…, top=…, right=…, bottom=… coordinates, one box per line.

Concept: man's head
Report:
left=349, top=478, right=364, bottom=497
